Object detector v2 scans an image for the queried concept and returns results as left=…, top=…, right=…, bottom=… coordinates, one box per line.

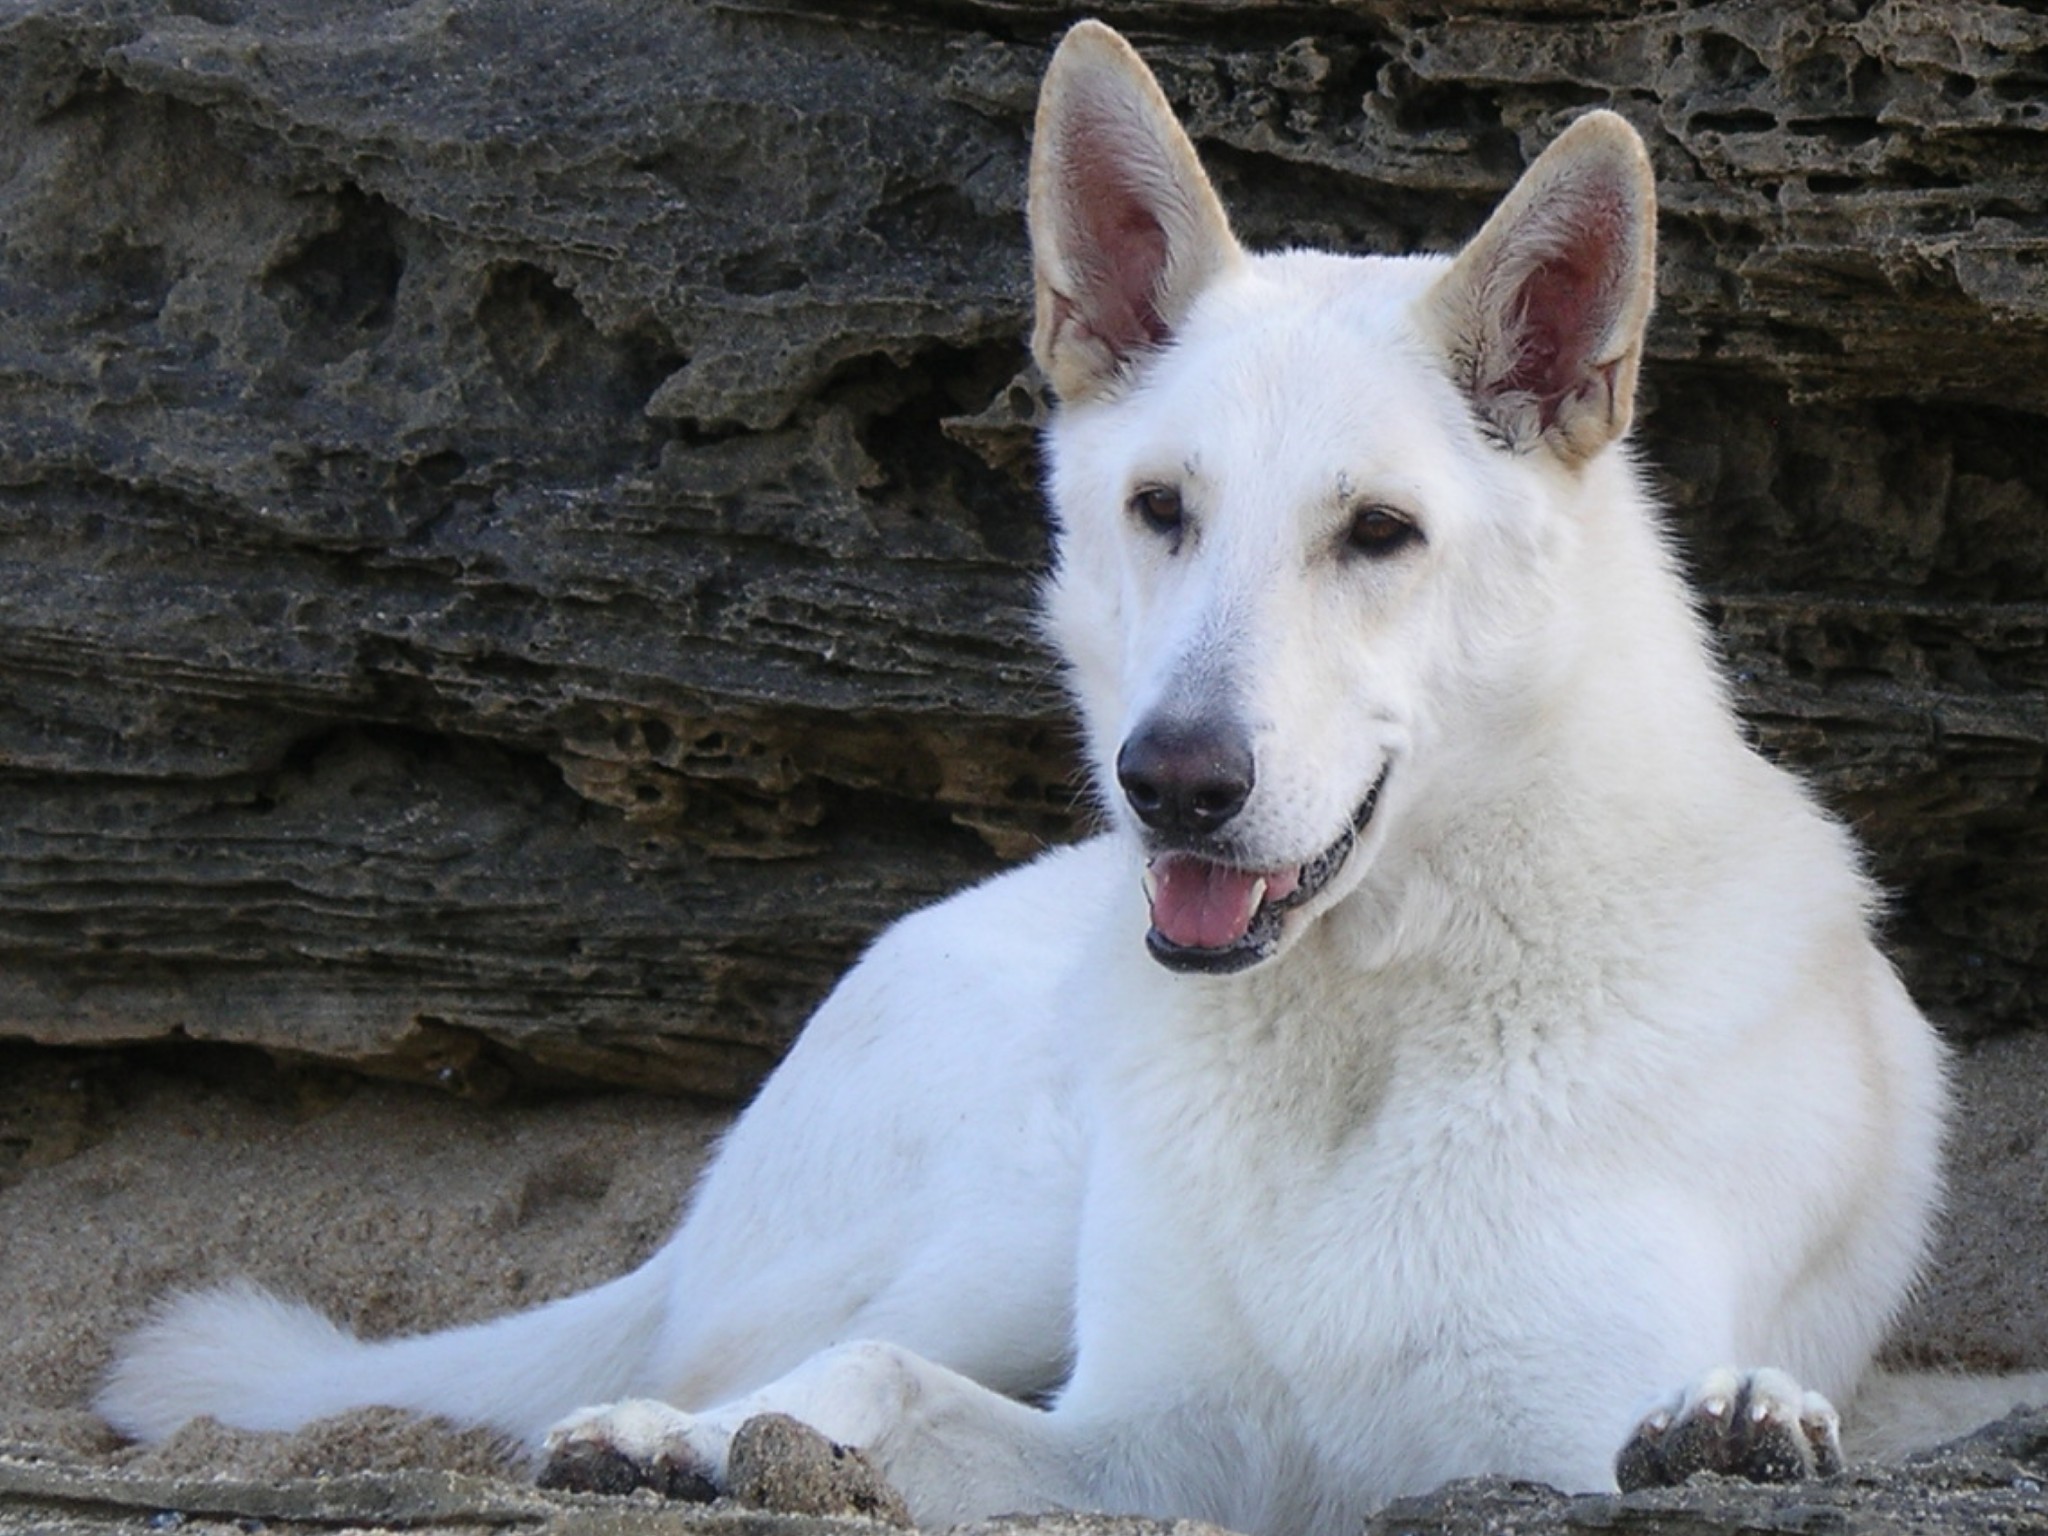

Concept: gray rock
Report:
left=8, top=1409, right=2048, bottom=1534
left=0, top=0, right=2043, bottom=1088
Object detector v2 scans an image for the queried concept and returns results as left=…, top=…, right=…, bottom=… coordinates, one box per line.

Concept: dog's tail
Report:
left=97, top=1253, right=675, bottom=1449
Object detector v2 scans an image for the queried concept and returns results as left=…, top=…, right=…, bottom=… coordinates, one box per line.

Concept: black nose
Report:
left=1116, top=718, right=1255, bottom=836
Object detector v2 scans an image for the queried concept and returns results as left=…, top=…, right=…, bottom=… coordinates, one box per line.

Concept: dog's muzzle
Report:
left=1142, top=765, right=1390, bottom=974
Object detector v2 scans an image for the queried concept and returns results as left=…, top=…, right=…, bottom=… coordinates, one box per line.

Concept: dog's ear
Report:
left=1423, top=111, right=1657, bottom=466
left=1029, top=22, right=1243, bottom=404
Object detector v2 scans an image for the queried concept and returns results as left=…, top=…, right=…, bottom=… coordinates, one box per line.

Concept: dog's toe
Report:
left=538, top=1399, right=722, bottom=1501
left=1617, top=1367, right=1842, bottom=1490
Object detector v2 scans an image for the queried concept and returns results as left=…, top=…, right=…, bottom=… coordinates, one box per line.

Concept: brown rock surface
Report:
left=728, top=1413, right=914, bottom=1526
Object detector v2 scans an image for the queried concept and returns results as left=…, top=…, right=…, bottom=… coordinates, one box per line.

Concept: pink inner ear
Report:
left=1058, top=116, right=1174, bottom=362
left=1498, top=190, right=1630, bottom=427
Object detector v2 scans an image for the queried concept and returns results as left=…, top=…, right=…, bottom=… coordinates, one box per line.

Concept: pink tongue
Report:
left=1147, top=856, right=1299, bottom=950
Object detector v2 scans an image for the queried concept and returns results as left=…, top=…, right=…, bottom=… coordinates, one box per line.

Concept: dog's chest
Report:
left=1077, top=963, right=1675, bottom=1481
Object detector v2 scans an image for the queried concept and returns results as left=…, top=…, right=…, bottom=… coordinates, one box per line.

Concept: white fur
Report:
left=100, top=23, right=2042, bottom=1534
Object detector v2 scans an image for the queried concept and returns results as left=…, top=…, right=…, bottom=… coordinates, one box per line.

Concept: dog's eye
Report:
left=1345, top=505, right=1421, bottom=558
left=1128, top=485, right=1185, bottom=540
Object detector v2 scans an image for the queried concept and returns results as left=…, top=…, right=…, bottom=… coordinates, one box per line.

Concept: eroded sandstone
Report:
left=0, top=0, right=2041, bottom=1091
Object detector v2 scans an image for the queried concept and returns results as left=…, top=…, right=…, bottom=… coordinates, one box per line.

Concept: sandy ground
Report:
left=1, top=1026, right=2044, bottom=1486
left=0, top=1041, right=723, bottom=1480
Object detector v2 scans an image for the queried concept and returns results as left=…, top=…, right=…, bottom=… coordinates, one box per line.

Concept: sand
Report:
left=0, top=1041, right=723, bottom=1481
left=1, top=1026, right=2044, bottom=1494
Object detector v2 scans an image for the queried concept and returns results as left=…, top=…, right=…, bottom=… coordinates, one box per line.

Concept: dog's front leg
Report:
left=539, top=1340, right=1091, bottom=1526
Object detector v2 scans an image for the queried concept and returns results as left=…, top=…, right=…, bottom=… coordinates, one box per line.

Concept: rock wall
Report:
left=1, top=0, right=2044, bottom=1095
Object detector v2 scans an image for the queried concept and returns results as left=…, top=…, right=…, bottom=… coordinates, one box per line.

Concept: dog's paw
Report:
left=537, top=1398, right=726, bottom=1501
left=1616, top=1367, right=1843, bottom=1490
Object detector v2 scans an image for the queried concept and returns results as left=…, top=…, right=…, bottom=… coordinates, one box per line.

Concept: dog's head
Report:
left=1029, top=22, right=1657, bottom=976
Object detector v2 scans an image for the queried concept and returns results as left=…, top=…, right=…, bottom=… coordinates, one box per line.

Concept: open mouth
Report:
left=1142, top=765, right=1390, bottom=975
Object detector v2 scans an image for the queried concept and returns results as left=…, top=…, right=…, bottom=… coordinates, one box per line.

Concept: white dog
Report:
left=100, top=22, right=2041, bottom=1533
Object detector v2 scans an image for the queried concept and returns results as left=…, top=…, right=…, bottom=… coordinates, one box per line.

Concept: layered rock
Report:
left=0, top=0, right=2043, bottom=1091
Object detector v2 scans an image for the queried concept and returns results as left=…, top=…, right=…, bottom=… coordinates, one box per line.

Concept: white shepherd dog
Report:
left=101, top=22, right=2042, bottom=1533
